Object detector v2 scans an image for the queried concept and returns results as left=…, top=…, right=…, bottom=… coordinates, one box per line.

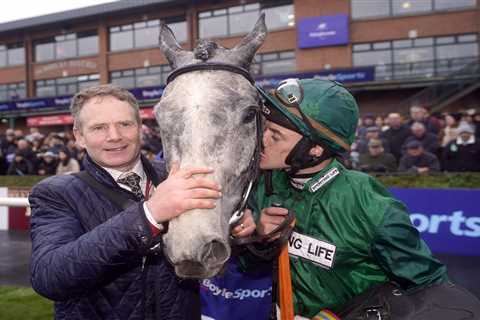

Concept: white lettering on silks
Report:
left=288, top=231, right=336, bottom=269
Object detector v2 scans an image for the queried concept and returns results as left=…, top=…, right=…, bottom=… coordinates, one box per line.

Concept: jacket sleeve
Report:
left=29, top=178, right=157, bottom=301
left=370, top=201, right=448, bottom=292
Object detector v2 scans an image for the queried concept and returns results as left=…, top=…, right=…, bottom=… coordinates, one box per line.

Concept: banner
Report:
left=390, top=188, right=480, bottom=256
left=298, top=14, right=349, bottom=49
left=200, top=257, right=272, bottom=320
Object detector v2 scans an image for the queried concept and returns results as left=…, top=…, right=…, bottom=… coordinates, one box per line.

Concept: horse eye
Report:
left=242, top=108, right=257, bottom=124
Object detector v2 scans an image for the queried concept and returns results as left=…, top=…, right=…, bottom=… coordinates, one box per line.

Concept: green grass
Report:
left=0, top=286, right=53, bottom=320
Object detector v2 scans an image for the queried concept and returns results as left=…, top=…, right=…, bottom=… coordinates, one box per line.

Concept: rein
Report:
left=166, top=62, right=262, bottom=229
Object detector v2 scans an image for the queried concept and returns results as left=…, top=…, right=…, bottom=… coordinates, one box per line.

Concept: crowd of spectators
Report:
left=0, top=106, right=479, bottom=176
left=350, top=106, right=480, bottom=174
left=0, top=124, right=162, bottom=176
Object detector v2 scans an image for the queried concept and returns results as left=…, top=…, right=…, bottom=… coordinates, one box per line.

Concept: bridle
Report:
left=166, top=62, right=263, bottom=229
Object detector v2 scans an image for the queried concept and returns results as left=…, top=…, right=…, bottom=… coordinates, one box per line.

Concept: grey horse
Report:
left=155, top=15, right=267, bottom=278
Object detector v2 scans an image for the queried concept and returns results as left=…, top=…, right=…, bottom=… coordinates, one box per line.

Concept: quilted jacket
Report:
left=29, top=154, right=200, bottom=319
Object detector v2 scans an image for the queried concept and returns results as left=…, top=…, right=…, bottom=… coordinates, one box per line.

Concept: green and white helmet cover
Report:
left=258, top=78, right=359, bottom=153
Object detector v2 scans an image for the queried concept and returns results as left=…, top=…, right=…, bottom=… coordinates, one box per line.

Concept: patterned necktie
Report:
left=117, top=172, right=144, bottom=200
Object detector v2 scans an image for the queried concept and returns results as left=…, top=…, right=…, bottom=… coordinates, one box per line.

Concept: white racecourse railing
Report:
left=0, top=197, right=29, bottom=207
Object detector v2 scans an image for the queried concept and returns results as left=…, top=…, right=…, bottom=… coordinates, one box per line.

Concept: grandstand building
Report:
left=0, top=0, right=478, bottom=131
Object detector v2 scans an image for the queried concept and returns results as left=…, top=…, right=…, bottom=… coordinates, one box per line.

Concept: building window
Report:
left=353, top=33, right=479, bottom=80
left=109, top=17, right=186, bottom=52
left=110, top=65, right=171, bottom=88
left=252, top=51, right=296, bottom=76
left=198, top=1, right=294, bottom=39
left=34, top=31, right=98, bottom=62
left=0, top=83, right=26, bottom=101
left=0, top=43, right=25, bottom=67
left=351, top=0, right=476, bottom=19
left=35, top=74, right=99, bottom=97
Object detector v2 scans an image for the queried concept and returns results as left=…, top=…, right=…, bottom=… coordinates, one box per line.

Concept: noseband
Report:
left=166, top=62, right=262, bottom=229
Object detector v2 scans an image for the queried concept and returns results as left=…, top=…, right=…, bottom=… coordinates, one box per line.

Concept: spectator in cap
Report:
left=402, top=121, right=439, bottom=155
left=383, top=113, right=410, bottom=161
left=398, top=140, right=440, bottom=174
left=358, top=138, right=397, bottom=173
left=357, top=113, right=376, bottom=138
left=7, top=149, right=35, bottom=176
left=354, top=126, right=390, bottom=155
left=442, top=123, right=480, bottom=172
left=37, top=151, right=59, bottom=176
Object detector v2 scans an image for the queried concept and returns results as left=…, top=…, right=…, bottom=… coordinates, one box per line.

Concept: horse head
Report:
left=154, top=15, right=266, bottom=278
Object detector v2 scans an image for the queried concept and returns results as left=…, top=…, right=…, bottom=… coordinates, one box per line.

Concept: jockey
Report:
left=248, top=78, right=480, bottom=319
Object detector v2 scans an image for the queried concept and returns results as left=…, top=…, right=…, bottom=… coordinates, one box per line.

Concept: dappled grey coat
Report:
left=29, top=154, right=199, bottom=320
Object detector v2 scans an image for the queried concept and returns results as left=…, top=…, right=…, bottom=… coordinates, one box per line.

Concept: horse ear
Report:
left=231, top=13, right=267, bottom=68
left=159, top=21, right=191, bottom=69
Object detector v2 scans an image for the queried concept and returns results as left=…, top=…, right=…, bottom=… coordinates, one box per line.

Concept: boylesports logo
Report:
left=201, top=279, right=272, bottom=300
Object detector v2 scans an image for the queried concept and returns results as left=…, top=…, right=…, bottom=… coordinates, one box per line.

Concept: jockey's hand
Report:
left=257, top=206, right=289, bottom=240
left=146, top=162, right=222, bottom=223
left=231, top=209, right=256, bottom=238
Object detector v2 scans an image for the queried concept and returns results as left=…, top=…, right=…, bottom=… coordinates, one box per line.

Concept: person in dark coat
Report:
left=36, top=151, right=58, bottom=175
left=29, top=84, right=222, bottom=319
left=443, top=123, right=480, bottom=172
left=383, top=112, right=410, bottom=161
left=358, top=138, right=397, bottom=173
left=398, top=140, right=440, bottom=174
left=7, top=149, right=35, bottom=175
left=402, top=121, right=439, bottom=155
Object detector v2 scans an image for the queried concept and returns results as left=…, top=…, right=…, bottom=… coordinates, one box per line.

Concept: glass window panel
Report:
left=436, top=43, right=479, bottom=60
left=199, top=16, right=228, bottom=38
left=110, top=26, right=120, bottom=32
left=136, top=68, right=147, bottom=75
left=414, top=37, right=433, bottom=46
left=245, top=3, right=260, bottom=11
left=373, top=42, right=390, bottom=50
left=393, top=39, right=412, bottom=48
left=36, top=85, right=56, bottom=97
left=111, top=76, right=135, bottom=88
left=435, top=0, right=476, bottom=10
left=262, top=53, right=278, bottom=61
left=56, top=40, right=76, bottom=59
left=394, top=47, right=434, bottom=63
left=78, top=80, right=99, bottom=91
left=89, top=74, right=100, bottom=80
left=150, top=66, right=162, bottom=73
left=110, top=30, right=133, bottom=51
left=353, top=43, right=371, bottom=51
left=147, top=20, right=160, bottom=27
left=0, top=50, right=7, bottom=67
left=78, top=35, right=98, bottom=56
left=122, top=24, right=133, bottom=31
left=228, top=5, right=243, bottom=13
left=213, top=9, right=227, bottom=16
left=124, top=70, right=134, bottom=76
left=198, top=11, right=211, bottom=18
left=280, top=51, right=295, bottom=58
left=262, top=59, right=295, bottom=75
left=351, top=0, right=390, bottom=19
left=353, top=50, right=392, bottom=66
left=134, top=26, right=159, bottom=48
left=458, top=34, right=477, bottom=42
left=7, top=47, right=24, bottom=65
left=16, top=86, right=26, bottom=99
left=0, top=90, right=7, bottom=101
left=35, top=42, right=54, bottom=62
left=57, top=84, right=69, bottom=96
left=229, top=11, right=258, bottom=35
left=436, top=36, right=454, bottom=44
left=169, top=21, right=187, bottom=43
left=134, top=21, right=147, bottom=29
left=263, top=4, right=294, bottom=30
left=392, top=0, right=432, bottom=15
left=137, top=74, right=162, bottom=87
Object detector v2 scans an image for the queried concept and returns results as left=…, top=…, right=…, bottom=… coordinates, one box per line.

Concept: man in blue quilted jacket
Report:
left=29, top=84, right=222, bottom=319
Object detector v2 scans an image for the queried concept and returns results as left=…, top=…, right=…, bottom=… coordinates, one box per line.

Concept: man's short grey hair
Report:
left=70, top=84, right=141, bottom=130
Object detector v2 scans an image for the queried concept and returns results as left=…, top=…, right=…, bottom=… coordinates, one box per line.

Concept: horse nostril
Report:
left=201, top=240, right=229, bottom=266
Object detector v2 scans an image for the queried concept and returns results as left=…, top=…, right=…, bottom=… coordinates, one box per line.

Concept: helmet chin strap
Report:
left=284, top=137, right=334, bottom=176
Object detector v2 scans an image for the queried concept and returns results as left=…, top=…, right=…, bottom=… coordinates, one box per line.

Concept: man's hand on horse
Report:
left=146, top=162, right=222, bottom=223
left=231, top=209, right=256, bottom=237
left=257, top=206, right=289, bottom=241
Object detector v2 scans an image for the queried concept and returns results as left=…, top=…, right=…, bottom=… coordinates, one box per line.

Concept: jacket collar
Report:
left=83, top=153, right=160, bottom=189
left=289, top=159, right=342, bottom=193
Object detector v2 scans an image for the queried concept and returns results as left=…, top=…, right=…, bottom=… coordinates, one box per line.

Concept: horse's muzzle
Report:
left=173, top=238, right=230, bottom=278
